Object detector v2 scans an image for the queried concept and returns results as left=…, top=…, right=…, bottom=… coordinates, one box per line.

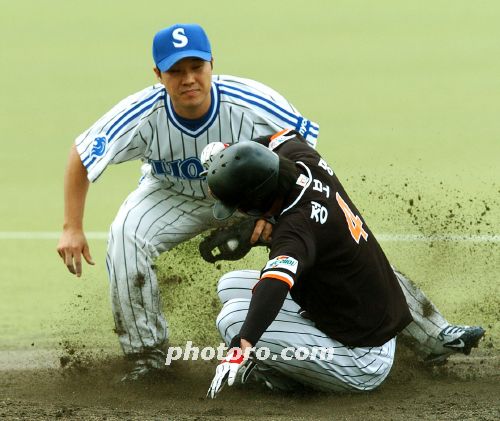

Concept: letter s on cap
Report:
left=172, top=28, right=188, bottom=48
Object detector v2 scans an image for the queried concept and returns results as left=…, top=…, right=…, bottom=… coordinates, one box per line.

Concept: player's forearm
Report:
left=239, top=278, right=289, bottom=345
left=62, top=144, right=90, bottom=230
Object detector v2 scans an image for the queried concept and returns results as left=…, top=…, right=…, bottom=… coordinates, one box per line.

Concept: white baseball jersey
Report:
left=77, top=75, right=319, bottom=358
left=74, top=75, right=452, bottom=366
left=75, top=75, right=319, bottom=197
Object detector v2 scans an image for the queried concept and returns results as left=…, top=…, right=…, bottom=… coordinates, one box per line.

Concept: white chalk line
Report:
left=0, top=231, right=109, bottom=240
left=376, top=234, right=500, bottom=243
left=0, top=232, right=499, bottom=242
left=0, top=348, right=119, bottom=370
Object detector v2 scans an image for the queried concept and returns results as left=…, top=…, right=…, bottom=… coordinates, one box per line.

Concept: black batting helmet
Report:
left=207, top=141, right=280, bottom=220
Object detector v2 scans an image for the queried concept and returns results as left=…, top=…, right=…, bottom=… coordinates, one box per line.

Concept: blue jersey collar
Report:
left=165, top=82, right=219, bottom=137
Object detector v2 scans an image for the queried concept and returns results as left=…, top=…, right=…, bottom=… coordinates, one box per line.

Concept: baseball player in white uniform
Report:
left=57, top=24, right=483, bottom=382
left=57, top=23, right=319, bottom=381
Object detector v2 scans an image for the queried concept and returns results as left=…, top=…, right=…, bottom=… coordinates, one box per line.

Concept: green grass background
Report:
left=0, top=1, right=498, bottom=353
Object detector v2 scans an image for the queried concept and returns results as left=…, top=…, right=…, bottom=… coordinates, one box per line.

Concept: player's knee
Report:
left=216, top=298, right=250, bottom=338
left=217, top=272, right=240, bottom=304
left=217, top=270, right=259, bottom=304
left=109, top=215, right=129, bottom=243
left=109, top=216, right=155, bottom=254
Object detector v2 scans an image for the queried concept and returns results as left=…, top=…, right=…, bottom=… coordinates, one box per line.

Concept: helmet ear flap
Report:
left=238, top=186, right=276, bottom=217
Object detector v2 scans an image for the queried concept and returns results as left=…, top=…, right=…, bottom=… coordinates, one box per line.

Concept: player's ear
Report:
left=153, top=66, right=161, bottom=80
left=210, top=58, right=214, bottom=70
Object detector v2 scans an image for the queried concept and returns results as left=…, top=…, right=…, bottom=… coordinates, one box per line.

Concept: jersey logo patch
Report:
left=264, top=255, right=298, bottom=274
left=91, top=136, right=107, bottom=158
left=269, top=129, right=296, bottom=151
left=296, top=174, right=309, bottom=187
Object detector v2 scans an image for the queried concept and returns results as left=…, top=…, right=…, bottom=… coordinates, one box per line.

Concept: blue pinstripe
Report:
left=83, top=91, right=165, bottom=168
left=218, top=82, right=319, bottom=133
left=218, top=83, right=299, bottom=120
left=219, top=88, right=297, bottom=127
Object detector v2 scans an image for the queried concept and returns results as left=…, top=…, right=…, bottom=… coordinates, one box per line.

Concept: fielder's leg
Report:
left=107, top=178, right=218, bottom=379
left=393, top=268, right=485, bottom=363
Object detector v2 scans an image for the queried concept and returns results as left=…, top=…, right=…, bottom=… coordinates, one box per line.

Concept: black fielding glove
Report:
left=199, top=219, right=268, bottom=263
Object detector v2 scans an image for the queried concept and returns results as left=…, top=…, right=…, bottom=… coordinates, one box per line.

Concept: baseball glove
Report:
left=199, top=218, right=268, bottom=263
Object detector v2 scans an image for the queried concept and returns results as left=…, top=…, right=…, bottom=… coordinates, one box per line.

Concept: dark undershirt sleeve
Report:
left=238, top=278, right=290, bottom=346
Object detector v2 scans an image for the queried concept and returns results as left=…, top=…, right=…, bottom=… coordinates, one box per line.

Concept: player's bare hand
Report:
left=57, top=228, right=95, bottom=277
left=251, top=219, right=273, bottom=244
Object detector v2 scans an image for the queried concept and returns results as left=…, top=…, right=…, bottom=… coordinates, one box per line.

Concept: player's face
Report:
left=156, top=58, right=213, bottom=119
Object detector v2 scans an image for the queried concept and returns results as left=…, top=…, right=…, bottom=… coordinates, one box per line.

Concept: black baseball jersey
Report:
left=259, top=131, right=412, bottom=347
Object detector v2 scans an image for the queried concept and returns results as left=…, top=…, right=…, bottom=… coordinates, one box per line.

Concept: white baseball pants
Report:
left=216, top=268, right=450, bottom=392
left=216, top=270, right=397, bottom=392
left=106, top=177, right=220, bottom=359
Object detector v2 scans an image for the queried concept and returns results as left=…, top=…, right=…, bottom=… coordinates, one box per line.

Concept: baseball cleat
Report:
left=441, top=325, right=485, bottom=355
left=251, top=364, right=303, bottom=392
left=121, top=363, right=159, bottom=382
left=424, top=325, right=485, bottom=365
left=121, top=351, right=166, bottom=382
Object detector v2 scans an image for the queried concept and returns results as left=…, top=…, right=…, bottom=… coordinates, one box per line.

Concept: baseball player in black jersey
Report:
left=205, top=130, right=485, bottom=396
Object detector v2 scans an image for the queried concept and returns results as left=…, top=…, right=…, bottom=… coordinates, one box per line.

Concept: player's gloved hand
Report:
left=199, top=218, right=270, bottom=263
left=207, top=346, right=257, bottom=399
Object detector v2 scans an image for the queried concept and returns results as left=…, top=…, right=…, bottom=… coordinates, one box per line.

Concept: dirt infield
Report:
left=1, top=345, right=498, bottom=420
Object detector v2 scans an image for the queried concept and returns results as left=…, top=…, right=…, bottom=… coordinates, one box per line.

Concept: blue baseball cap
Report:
left=153, top=24, right=212, bottom=72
